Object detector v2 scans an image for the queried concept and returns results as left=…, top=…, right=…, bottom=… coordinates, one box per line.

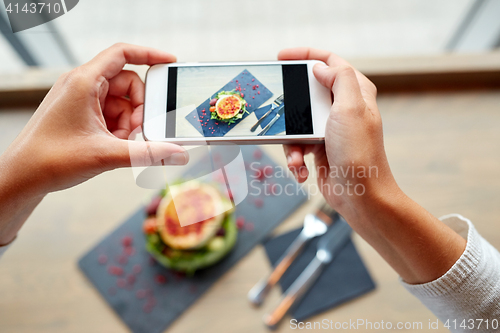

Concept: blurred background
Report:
left=1, top=0, right=500, bottom=72
left=1, top=1, right=500, bottom=333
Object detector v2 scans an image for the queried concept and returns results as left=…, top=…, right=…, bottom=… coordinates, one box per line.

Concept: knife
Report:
left=257, top=105, right=284, bottom=136
left=264, top=218, right=352, bottom=330
left=250, top=94, right=284, bottom=132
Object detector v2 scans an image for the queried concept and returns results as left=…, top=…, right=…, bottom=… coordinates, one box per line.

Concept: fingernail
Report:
left=286, top=155, right=292, bottom=165
left=164, top=151, right=189, bottom=165
left=316, top=62, right=328, bottom=69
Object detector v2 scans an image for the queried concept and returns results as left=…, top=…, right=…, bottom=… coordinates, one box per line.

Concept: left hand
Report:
left=0, top=43, right=188, bottom=195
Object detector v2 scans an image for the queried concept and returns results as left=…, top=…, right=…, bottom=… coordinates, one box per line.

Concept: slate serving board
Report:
left=185, top=69, right=273, bottom=137
left=78, top=146, right=308, bottom=333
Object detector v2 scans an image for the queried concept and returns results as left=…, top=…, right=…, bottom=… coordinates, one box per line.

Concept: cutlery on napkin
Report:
left=264, top=217, right=352, bottom=329
left=248, top=203, right=336, bottom=306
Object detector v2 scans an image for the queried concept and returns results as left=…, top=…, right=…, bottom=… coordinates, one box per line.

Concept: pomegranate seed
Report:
left=146, top=297, right=157, bottom=307
left=108, top=265, right=124, bottom=276
left=271, top=183, right=280, bottom=195
left=255, top=198, right=264, bottom=208
left=136, top=289, right=147, bottom=299
left=127, top=274, right=136, bottom=285
left=117, top=278, right=127, bottom=288
left=254, top=169, right=265, bottom=181
left=241, top=93, right=244, bottom=97
left=258, top=91, right=260, bottom=95
left=98, top=254, right=108, bottom=265
left=252, top=85, right=256, bottom=90
left=245, top=222, right=255, bottom=231
left=252, top=96, right=255, bottom=99
left=256, top=84, right=259, bottom=88
left=132, top=264, right=142, bottom=274
left=117, top=255, right=128, bottom=265
left=124, top=247, right=135, bottom=256
left=174, top=271, right=185, bottom=281
left=143, top=304, right=153, bottom=313
left=236, top=217, right=245, bottom=229
left=149, top=256, right=157, bottom=266
left=122, top=236, right=133, bottom=247
left=253, top=149, right=262, bottom=160
left=155, top=274, right=167, bottom=284
left=252, top=79, right=255, bottom=82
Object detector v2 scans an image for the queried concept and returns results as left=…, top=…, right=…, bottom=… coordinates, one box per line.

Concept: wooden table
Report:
left=1, top=87, right=500, bottom=333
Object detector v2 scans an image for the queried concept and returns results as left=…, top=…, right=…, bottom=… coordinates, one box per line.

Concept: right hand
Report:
left=280, top=48, right=401, bottom=221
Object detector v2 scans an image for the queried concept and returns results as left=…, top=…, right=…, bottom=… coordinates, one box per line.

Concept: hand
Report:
left=279, top=48, right=466, bottom=284
left=0, top=43, right=188, bottom=245
left=1, top=43, right=188, bottom=194
left=280, top=47, right=399, bottom=221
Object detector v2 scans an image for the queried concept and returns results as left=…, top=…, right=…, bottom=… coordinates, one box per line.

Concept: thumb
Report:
left=107, top=138, right=189, bottom=169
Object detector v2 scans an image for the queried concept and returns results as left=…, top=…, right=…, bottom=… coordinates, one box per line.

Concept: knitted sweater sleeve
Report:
left=401, top=214, right=500, bottom=333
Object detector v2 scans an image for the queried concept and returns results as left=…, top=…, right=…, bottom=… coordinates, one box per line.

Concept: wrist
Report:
left=336, top=172, right=405, bottom=225
left=339, top=178, right=466, bottom=284
left=0, top=144, right=49, bottom=239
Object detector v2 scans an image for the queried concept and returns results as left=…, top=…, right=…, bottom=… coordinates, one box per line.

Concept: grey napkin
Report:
left=263, top=228, right=376, bottom=321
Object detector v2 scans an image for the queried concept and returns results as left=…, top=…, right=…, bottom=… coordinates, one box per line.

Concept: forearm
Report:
left=344, top=187, right=467, bottom=284
left=0, top=147, right=47, bottom=245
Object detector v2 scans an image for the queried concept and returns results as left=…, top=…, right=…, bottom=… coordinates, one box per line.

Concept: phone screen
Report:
left=165, top=64, right=314, bottom=138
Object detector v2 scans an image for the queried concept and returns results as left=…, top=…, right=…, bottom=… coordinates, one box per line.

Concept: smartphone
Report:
left=143, top=61, right=331, bottom=145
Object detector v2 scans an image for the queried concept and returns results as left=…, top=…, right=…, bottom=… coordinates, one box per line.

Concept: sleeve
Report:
left=401, top=214, right=500, bottom=333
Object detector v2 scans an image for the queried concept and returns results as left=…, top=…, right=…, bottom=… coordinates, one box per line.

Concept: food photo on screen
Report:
left=171, top=65, right=288, bottom=138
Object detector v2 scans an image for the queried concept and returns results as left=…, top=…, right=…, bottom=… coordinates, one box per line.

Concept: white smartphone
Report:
left=143, top=61, right=331, bottom=145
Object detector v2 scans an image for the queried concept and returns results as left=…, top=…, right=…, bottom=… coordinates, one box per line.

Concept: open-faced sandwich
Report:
left=209, top=90, right=248, bottom=124
left=143, top=181, right=237, bottom=274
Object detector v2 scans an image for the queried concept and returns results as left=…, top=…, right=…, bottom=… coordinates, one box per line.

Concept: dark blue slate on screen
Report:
left=185, top=69, right=273, bottom=137
left=253, top=104, right=286, bottom=135
left=264, top=227, right=376, bottom=321
left=78, top=146, right=308, bottom=333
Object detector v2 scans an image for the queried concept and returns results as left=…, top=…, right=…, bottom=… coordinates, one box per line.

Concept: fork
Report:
left=247, top=202, right=336, bottom=306
left=250, top=94, right=284, bottom=132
